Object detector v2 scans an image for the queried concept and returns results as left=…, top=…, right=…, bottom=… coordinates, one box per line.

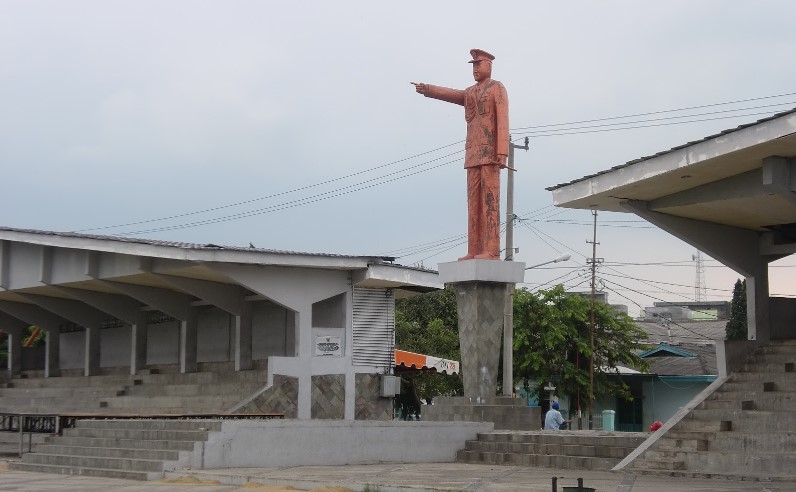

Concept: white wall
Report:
left=643, top=378, right=710, bottom=428
left=59, top=331, right=84, bottom=370
left=199, top=420, right=493, bottom=468
left=55, top=299, right=298, bottom=370
left=198, top=307, right=232, bottom=362
left=147, top=321, right=180, bottom=365
left=100, top=326, right=131, bottom=367
left=252, top=300, right=292, bottom=358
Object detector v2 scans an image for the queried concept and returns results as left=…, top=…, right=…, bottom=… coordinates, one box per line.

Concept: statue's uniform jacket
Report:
left=422, top=79, right=509, bottom=167
left=423, top=78, right=509, bottom=258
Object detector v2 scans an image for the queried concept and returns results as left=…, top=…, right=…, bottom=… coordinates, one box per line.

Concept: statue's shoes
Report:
left=457, top=254, right=475, bottom=261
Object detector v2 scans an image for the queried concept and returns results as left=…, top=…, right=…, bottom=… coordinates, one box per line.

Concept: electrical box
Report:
left=380, top=375, right=401, bottom=397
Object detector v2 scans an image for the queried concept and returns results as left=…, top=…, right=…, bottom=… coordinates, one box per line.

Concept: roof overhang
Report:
left=0, top=227, right=441, bottom=318
left=547, top=110, right=796, bottom=233
left=353, top=264, right=442, bottom=295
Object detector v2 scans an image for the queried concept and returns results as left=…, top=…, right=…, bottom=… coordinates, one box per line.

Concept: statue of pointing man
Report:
left=412, top=49, right=509, bottom=260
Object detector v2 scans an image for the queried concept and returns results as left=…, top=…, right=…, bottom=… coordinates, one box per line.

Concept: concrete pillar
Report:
left=296, top=308, right=312, bottom=419
left=746, top=264, right=770, bottom=343
left=180, top=306, right=199, bottom=373
left=5, top=327, right=23, bottom=377
left=438, top=260, right=526, bottom=399
left=286, top=310, right=298, bottom=356
left=84, top=326, right=101, bottom=376
left=130, top=311, right=148, bottom=375
left=234, top=301, right=253, bottom=371
left=44, top=329, right=60, bottom=378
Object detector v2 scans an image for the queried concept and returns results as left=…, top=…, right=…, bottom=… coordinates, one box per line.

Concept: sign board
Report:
left=427, top=355, right=460, bottom=374
left=315, top=336, right=342, bottom=357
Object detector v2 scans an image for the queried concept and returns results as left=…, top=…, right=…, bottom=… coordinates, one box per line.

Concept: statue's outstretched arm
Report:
left=411, top=82, right=465, bottom=106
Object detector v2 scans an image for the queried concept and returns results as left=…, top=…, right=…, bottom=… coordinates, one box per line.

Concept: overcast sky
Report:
left=2, top=1, right=795, bottom=317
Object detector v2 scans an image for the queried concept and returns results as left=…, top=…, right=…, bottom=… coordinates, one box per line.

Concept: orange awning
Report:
left=394, top=349, right=460, bottom=375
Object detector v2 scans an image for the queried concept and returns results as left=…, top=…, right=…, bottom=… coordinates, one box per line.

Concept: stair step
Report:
left=685, top=451, right=796, bottom=475
left=464, top=441, right=634, bottom=459
left=0, top=386, right=127, bottom=398
left=456, top=449, right=619, bottom=470
left=740, top=362, right=796, bottom=372
left=62, top=427, right=209, bottom=441
left=121, top=382, right=262, bottom=397
left=44, top=435, right=197, bottom=451
left=36, top=444, right=181, bottom=461
left=712, top=432, right=796, bottom=452
left=72, top=419, right=222, bottom=431
left=674, top=419, right=730, bottom=432
left=632, top=458, right=685, bottom=471
left=474, top=431, right=646, bottom=448
left=9, top=461, right=156, bottom=480
left=656, top=437, right=709, bottom=452
left=22, top=452, right=165, bottom=472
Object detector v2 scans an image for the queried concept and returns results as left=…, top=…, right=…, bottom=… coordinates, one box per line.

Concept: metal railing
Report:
left=0, top=413, right=61, bottom=457
left=0, top=412, right=285, bottom=457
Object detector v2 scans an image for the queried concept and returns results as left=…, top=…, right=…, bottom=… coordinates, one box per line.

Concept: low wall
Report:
left=770, top=297, right=796, bottom=341
left=200, top=420, right=492, bottom=468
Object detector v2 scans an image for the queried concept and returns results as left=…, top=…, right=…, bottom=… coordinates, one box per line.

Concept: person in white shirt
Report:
left=544, top=401, right=572, bottom=430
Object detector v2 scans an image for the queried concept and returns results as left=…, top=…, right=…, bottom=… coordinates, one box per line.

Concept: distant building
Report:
left=639, top=300, right=730, bottom=322
left=565, top=290, right=628, bottom=315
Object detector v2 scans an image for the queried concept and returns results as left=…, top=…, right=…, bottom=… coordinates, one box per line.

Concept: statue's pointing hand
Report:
left=411, top=82, right=428, bottom=95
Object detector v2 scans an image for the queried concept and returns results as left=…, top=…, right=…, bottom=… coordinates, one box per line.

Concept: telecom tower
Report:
left=692, top=250, right=707, bottom=302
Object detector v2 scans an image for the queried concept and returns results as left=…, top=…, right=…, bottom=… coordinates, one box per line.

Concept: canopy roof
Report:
left=394, top=349, right=460, bottom=375
left=547, top=109, right=796, bottom=233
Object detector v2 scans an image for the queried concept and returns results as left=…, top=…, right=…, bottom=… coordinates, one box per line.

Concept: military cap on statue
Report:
left=468, top=48, right=496, bottom=63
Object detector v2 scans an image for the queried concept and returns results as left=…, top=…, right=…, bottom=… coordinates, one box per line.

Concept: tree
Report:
left=513, top=285, right=648, bottom=406
left=394, top=287, right=463, bottom=410
left=725, top=279, right=748, bottom=340
left=394, top=284, right=648, bottom=410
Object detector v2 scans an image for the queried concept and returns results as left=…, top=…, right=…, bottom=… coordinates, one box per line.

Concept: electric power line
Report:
left=511, top=91, right=796, bottom=131
left=74, top=93, right=796, bottom=237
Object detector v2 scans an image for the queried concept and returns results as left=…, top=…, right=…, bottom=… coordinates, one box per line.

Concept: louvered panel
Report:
left=352, top=287, right=395, bottom=367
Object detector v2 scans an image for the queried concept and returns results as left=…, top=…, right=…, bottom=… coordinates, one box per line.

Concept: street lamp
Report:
left=503, top=253, right=572, bottom=398
left=524, top=253, right=571, bottom=270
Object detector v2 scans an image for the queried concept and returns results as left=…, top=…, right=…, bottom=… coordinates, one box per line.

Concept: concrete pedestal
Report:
left=423, top=396, right=542, bottom=430
left=438, top=260, right=525, bottom=398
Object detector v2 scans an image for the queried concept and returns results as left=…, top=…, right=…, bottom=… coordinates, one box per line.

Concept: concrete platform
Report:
left=1, top=460, right=792, bottom=491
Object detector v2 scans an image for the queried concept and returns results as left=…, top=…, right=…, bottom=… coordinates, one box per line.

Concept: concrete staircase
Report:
left=457, top=430, right=647, bottom=470
left=9, top=419, right=218, bottom=480
left=627, top=340, right=796, bottom=479
left=0, top=361, right=268, bottom=414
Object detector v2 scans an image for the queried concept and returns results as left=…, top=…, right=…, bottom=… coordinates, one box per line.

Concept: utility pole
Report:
left=586, top=209, right=602, bottom=429
left=502, top=135, right=529, bottom=397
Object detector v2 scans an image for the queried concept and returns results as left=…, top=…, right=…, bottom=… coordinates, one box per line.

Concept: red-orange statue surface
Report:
left=413, top=49, right=509, bottom=260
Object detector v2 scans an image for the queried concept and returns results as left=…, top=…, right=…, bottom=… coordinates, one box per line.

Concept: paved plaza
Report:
left=1, top=461, right=794, bottom=492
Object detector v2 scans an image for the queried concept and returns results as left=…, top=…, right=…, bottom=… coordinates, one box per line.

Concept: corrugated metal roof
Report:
left=637, top=319, right=726, bottom=344
left=0, top=225, right=401, bottom=264
left=641, top=342, right=717, bottom=376
left=546, top=107, right=796, bottom=191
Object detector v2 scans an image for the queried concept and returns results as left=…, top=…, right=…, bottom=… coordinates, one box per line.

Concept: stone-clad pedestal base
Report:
left=452, top=281, right=506, bottom=398
left=438, top=260, right=525, bottom=398
left=423, top=396, right=541, bottom=431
